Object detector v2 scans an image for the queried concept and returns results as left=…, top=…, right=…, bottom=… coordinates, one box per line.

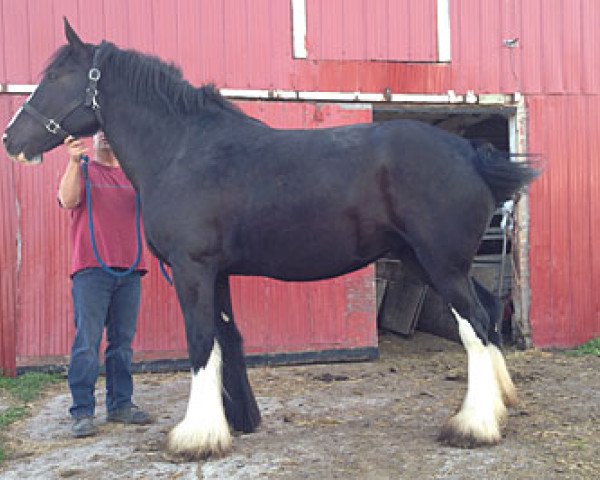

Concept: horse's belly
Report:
left=234, top=226, right=387, bottom=281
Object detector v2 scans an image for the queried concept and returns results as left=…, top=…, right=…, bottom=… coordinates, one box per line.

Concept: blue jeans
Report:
left=68, top=268, right=141, bottom=418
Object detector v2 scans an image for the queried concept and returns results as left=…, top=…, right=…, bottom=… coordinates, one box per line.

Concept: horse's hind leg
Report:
left=471, top=278, right=518, bottom=408
left=215, top=275, right=261, bottom=433
left=437, top=306, right=517, bottom=447
left=408, top=250, right=517, bottom=446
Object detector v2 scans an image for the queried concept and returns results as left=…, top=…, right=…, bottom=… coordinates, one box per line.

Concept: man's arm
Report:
left=58, top=137, right=87, bottom=209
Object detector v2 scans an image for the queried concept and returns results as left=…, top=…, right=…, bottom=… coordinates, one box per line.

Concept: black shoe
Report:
left=72, top=416, right=97, bottom=438
left=107, top=405, right=152, bottom=425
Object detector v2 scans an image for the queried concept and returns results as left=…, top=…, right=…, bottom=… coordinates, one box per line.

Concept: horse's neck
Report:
left=99, top=93, right=183, bottom=190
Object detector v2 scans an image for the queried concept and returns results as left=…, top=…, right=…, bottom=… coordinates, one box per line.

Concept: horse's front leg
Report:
left=216, top=275, right=261, bottom=433
left=167, top=261, right=232, bottom=459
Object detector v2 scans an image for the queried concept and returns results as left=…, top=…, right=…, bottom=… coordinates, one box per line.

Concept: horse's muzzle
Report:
left=11, top=152, right=43, bottom=165
left=2, top=133, right=43, bottom=165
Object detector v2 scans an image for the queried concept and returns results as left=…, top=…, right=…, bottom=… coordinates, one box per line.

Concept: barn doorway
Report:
left=373, top=105, right=518, bottom=345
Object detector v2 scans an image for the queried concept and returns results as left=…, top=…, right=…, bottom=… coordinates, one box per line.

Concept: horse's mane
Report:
left=97, top=42, right=248, bottom=118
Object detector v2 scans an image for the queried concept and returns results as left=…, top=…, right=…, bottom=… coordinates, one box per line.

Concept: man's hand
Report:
left=59, top=137, right=85, bottom=208
left=64, top=136, right=87, bottom=163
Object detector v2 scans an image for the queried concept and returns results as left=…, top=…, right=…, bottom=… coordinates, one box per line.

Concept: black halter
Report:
left=22, top=43, right=105, bottom=140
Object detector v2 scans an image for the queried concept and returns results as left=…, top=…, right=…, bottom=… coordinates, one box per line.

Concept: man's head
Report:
left=93, top=131, right=119, bottom=167
left=93, top=131, right=111, bottom=151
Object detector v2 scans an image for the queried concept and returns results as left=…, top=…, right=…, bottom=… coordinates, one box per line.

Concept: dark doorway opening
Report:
left=373, top=105, right=516, bottom=345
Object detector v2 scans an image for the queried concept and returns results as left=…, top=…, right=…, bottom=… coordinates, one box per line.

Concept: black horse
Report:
left=3, top=20, right=538, bottom=458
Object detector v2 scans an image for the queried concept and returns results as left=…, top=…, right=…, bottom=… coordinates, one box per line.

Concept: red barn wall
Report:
left=1, top=1, right=600, bottom=375
left=1, top=95, right=375, bottom=372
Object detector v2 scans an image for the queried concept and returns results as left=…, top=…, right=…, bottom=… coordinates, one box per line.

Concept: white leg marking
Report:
left=488, top=342, right=518, bottom=408
left=439, top=309, right=507, bottom=447
left=168, top=340, right=232, bottom=458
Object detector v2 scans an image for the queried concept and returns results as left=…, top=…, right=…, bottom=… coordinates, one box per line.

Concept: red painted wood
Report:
left=567, top=97, right=592, bottom=346
left=12, top=122, right=76, bottom=359
left=527, top=96, right=552, bottom=346
left=0, top=0, right=598, bottom=96
left=176, top=0, right=202, bottom=86
left=519, top=0, right=543, bottom=94
left=2, top=0, right=600, bottom=354
left=0, top=97, right=18, bottom=375
left=2, top=0, right=31, bottom=83
left=587, top=98, right=600, bottom=342
left=581, top=0, right=600, bottom=94
left=528, top=96, right=600, bottom=347
left=306, top=0, right=437, bottom=62
left=126, top=0, right=154, bottom=54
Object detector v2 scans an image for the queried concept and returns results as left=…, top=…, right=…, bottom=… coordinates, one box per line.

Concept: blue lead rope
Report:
left=159, top=260, right=173, bottom=286
left=81, top=155, right=141, bottom=277
left=80, top=155, right=173, bottom=285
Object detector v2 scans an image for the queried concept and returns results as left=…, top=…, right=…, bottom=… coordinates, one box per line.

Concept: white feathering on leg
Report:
left=167, top=340, right=232, bottom=458
left=439, top=309, right=506, bottom=447
left=488, top=342, right=518, bottom=408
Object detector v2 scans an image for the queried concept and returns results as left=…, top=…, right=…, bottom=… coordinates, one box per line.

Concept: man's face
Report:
left=94, top=132, right=111, bottom=151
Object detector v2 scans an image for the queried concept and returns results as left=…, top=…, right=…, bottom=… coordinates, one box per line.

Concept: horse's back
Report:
left=202, top=118, right=495, bottom=280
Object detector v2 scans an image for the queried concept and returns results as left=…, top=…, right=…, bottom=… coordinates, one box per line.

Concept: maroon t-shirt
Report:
left=67, top=161, right=146, bottom=276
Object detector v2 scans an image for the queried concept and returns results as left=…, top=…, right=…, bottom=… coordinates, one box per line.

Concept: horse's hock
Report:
left=374, top=107, right=517, bottom=345
left=377, top=188, right=512, bottom=340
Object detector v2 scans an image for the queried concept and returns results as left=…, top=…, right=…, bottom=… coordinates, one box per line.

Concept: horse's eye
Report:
left=47, top=72, right=58, bottom=81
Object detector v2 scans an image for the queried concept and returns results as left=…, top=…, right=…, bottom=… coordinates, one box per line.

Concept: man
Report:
left=59, top=132, right=150, bottom=438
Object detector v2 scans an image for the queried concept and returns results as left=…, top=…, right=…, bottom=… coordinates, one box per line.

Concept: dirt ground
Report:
left=0, top=332, right=598, bottom=480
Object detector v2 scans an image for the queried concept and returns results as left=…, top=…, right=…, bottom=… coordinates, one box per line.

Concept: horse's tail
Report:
left=470, top=140, right=540, bottom=204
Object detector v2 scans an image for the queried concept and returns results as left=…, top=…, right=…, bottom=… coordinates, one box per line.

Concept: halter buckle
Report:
left=45, top=119, right=61, bottom=134
left=88, top=68, right=101, bottom=82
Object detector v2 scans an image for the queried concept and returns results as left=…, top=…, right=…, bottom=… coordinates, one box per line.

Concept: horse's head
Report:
left=2, top=19, right=101, bottom=165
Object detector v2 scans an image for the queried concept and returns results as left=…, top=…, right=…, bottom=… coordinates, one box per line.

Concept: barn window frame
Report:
left=291, top=0, right=451, bottom=63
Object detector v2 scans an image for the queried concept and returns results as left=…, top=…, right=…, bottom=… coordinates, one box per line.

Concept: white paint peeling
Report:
left=2, top=85, right=523, bottom=107
left=0, top=84, right=36, bottom=94
left=437, top=0, right=452, bottom=62
left=510, top=96, right=533, bottom=348
left=291, top=0, right=307, bottom=59
left=15, top=197, right=21, bottom=276
left=220, top=88, right=469, bottom=105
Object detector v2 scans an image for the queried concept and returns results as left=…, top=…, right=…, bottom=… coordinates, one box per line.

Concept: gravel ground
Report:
left=1, top=332, right=598, bottom=479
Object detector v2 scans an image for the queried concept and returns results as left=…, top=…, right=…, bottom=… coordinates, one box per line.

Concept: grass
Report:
left=566, top=337, right=600, bottom=357
left=0, top=372, right=62, bottom=464
left=0, top=406, right=28, bottom=429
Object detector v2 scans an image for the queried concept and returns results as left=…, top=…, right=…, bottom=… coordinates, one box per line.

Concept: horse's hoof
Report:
left=166, top=423, right=232, bottom=461
left=438, top=412, right=502, bottom=449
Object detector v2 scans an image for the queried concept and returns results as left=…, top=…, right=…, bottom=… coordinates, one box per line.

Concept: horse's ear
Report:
left=64, top=17, right=84, bottom=49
